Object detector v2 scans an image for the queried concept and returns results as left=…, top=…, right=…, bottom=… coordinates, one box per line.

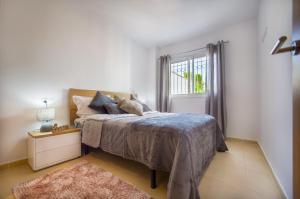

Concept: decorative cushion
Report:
left=89, top=91, right=116, bottom=113
left=118, top=99, right=143, bottom=116
left=72, top=96, right=99, bottom=117
left=104, top=103, right=127, bottom=114
left=113, top=95, right=124, bottom=103
left=131, top=95, right=152, bottom=112
left=132, top=99, right=152, bottom=112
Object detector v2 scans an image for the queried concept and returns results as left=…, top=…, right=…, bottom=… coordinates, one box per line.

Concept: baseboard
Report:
left=226, top=136, right=257, bottom=143
left=258, top=143, right=288, bottom=199
left=0, top=158, right=27, bottom=170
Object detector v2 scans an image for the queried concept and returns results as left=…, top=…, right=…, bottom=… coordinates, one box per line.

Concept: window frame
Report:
left=169, top=54, right=208, bottom=97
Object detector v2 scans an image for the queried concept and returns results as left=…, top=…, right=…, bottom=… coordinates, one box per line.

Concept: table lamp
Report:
left=37, top=100, right=55, bottom=132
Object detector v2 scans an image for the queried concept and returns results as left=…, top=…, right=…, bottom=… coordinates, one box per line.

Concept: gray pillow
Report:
left=104, top=103, right=127, bottom=114
left=89, top=91, right=116, bottom=113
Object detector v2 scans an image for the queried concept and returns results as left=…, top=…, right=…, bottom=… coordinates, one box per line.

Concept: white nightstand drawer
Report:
left=35, top=144, right=81, bottom=170
left=28, top=128, right=82, bottom=171
left=36, top=132, right=80, bottom=153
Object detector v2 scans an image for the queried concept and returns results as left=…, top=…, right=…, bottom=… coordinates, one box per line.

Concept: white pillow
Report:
left=72, top=96, right=99, bottom=117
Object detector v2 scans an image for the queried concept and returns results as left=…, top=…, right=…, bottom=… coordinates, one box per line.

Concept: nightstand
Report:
left=27, top=128, right=81, bottom=171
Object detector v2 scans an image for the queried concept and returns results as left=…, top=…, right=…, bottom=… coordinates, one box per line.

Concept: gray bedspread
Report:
left=77, top=112, right=228, bottom=199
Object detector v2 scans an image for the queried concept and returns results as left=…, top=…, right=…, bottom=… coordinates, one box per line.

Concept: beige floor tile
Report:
left=0, top=139, right=284, bottom=199
left=199, top=175, right=261, bottom=199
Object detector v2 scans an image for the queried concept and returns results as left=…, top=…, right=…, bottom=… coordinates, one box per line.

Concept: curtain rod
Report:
left=158, top=40, right=229, bottom=59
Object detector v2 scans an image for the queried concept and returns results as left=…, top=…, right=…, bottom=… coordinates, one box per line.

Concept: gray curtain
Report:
left=206, top=41, right=227, bottom=136
left=157, top=55, right=171, bottom=112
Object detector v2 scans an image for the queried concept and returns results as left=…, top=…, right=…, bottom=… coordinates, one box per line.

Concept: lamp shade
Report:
left=37, top=108, right=55, bottom=121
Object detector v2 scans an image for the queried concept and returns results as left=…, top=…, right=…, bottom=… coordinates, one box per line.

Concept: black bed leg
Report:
left=83, top=144, right=90, bottom=155
left=150, top=169, right=157, bottom=189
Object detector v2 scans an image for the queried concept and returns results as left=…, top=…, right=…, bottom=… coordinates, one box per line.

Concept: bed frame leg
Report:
left=150, top=169, right=157, bottom=189
left=83, top=144, right=90, bottom=155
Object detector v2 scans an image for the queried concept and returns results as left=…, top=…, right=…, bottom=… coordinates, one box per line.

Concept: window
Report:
left=170, top=56, right=207, bottom=95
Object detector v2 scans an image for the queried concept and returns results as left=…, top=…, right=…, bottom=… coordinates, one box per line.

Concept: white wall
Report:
left=0, top=0, right=150, bottom=164
left=257, top=0, right=293, bottom=198
left=159, top=19, right=259, bottom=140
left=130, top=47, right=157, bottom=110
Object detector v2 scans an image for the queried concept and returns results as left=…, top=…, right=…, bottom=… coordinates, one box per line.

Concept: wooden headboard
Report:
left=68, top=88, right=131, bottom=125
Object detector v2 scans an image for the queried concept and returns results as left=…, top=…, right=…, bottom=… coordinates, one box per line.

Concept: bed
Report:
left=69, top=88, right=228, bottom=199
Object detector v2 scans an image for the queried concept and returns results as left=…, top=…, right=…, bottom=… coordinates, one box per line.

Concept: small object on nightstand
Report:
left=53, top=123, right=58, bottom=129
left=27, top=127, right=81, bottom=170
left=36, top=99, right=55, bottom=132
left=52, top=124, right=69, bottom=133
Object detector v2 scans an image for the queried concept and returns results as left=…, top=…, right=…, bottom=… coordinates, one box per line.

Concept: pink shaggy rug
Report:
left=12, top=160, right=151, bottom=199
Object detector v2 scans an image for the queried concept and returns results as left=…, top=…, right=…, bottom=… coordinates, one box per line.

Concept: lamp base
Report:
left=40, top=124, right=53, bottom=132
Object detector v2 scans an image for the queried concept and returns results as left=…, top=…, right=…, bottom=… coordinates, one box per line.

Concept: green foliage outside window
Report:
left=183, top=72, right=205, bottom=93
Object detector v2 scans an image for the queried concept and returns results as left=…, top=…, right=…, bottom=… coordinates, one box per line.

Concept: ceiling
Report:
left=84, top=0, right=260, bottom=47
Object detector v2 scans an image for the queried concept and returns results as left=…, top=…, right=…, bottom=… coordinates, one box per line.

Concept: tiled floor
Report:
left=0, top=139, right=285, bottom=199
